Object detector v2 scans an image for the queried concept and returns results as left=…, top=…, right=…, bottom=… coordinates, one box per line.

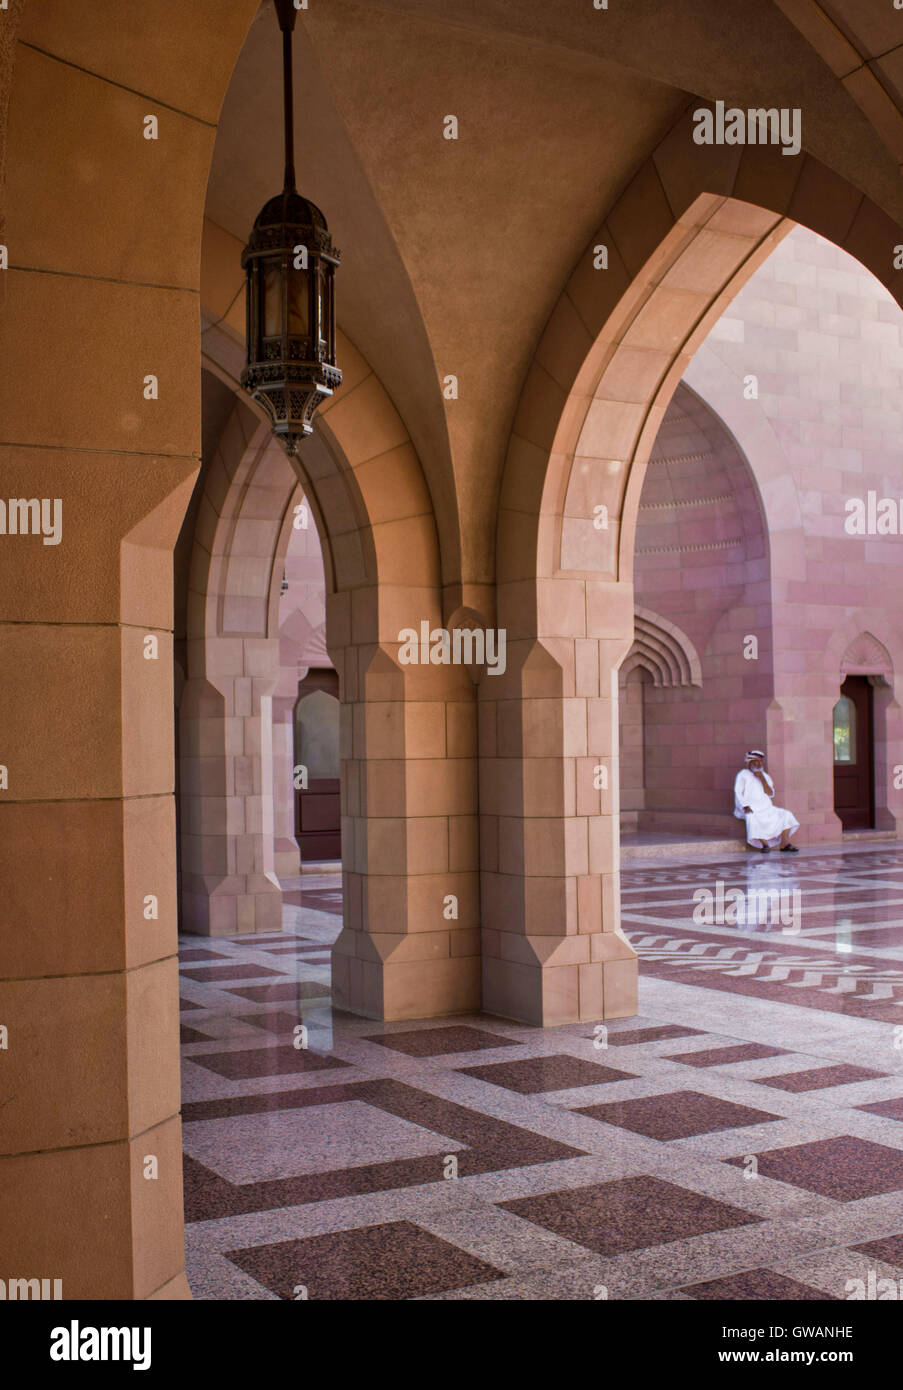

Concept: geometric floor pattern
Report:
left=182, top=850, right=903, bottom=1299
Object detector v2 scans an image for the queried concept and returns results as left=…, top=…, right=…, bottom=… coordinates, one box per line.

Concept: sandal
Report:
left=780, top=844, right=799, bottom=853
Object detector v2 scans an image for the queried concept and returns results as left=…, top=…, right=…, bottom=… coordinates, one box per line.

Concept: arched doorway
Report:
left=832, top=631, right=899, bottom=833
left=833, top=680, right=873, bottom=830
left=294, top=669, right=341, bottom=862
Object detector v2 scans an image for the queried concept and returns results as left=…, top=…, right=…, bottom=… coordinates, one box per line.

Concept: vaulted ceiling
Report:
left=203, top=0, right=903, bottom=585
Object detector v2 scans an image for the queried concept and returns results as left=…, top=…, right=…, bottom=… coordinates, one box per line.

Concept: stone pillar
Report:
left=0, top=0, right=259, bottom=1301
left=764, top=697, right=819, bottom=843
left=0, top=474, right=193, bottom=1299
left=619, top=666, right=648, bottom=829
left=481, top=577, right=638, bottom=1025
left=874, top=680, right=903, bottom=832
left=329, top=590, right=481, bottom=1020
left=273, top=693, right=302, bottom=876
left=179, top=636, right=283, bottom=935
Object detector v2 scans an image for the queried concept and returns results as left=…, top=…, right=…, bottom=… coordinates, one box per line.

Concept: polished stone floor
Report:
left=180, top=846, right=903, bottom=1300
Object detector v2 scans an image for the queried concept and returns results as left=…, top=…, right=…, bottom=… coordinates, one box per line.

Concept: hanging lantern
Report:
left=240, top=0, right=341, bottom=454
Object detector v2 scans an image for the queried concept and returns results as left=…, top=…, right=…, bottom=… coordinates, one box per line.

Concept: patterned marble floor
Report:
left=181, top=848, right=903, bottom=1300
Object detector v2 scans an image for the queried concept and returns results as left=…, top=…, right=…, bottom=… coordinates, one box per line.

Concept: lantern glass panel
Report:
left=327, top=273, right=335, bottom=353
left=288, top=265, right=309, bottom=336
left=315, top=267, right=325, bottom=346
left=263, top=261, right=283, bottom=337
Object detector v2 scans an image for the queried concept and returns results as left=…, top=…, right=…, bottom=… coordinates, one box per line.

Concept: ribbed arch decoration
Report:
left=620, top=605, right=702, bottom=690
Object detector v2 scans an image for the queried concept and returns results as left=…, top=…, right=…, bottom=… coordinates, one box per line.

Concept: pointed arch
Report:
left=841, top=630, right=895, bottom=682
left=486, top=107, right=903, bottom=1027
left=498, top=111, right=903, bottom=604
left=621, top=606, right=702, bottom=689
left=826, top=614, right=903, bottom=684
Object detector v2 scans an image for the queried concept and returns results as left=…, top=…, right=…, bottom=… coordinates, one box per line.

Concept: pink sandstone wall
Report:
left=631, top=224, right=903, bottom=844
left=624, top=383, right=771, bottom=834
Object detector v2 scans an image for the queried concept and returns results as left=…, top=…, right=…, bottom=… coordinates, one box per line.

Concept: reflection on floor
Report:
left=181, top=848, right=903, bottom=1300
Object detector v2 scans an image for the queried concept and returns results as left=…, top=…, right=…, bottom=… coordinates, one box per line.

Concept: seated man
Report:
left=733, top=749, right=800, bottom=853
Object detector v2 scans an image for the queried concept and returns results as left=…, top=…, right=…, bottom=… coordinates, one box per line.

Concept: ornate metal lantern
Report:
left=240, top=0, right=341, bottom=454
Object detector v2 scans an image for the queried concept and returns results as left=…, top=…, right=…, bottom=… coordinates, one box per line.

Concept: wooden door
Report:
left=833, top=675, right=874, bottom=830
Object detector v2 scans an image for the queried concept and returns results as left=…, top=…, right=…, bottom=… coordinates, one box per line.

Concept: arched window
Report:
left=833, top=695, right=856, bottom=764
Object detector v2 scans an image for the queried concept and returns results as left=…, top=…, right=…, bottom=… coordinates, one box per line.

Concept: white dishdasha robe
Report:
left=733, top=768, right=799, bottom=846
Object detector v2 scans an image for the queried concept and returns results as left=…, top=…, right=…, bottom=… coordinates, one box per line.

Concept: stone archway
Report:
left=491, top=118, right=903, bottom=1027
left=179, top=398, right=300, bottom=936
left=271, top=477, right=328, bottom=878
left=197, top=322, right=481, bottom=1019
